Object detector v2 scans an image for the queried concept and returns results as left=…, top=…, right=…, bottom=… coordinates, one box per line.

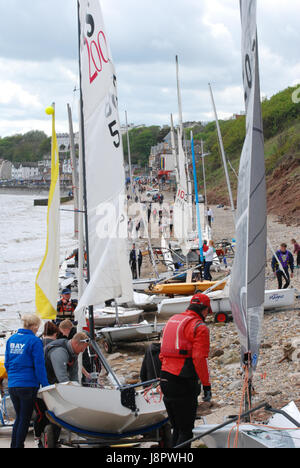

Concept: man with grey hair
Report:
left=44, top=332, right=89, bottom=384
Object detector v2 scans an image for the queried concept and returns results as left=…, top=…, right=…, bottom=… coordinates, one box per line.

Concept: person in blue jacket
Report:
left=4, top=314, right=49, bottom=449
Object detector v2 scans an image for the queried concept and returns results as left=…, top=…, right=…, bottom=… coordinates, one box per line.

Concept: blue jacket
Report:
left=5, top=329, right=49, bottom=388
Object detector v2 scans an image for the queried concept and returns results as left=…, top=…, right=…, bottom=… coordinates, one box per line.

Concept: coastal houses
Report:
left=0, top=132, right=79, bottom=184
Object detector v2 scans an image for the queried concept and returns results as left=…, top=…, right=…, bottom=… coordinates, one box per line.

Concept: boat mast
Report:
left=201, top=140, right=209, bottom=233
left=77, top=101, right=85, bottom=304
left=76, top=0, right=95, bottom=339
left=67, top=103, right=79, bottom=239
left=125, top=110, right=134, bottom=200
left=176, top=55, right=193, bottom=230
left=191, top=131, right=204, bottom=262
left=208, top=82, right=235, bottom=215
left=176, top=55, right=183, bottom=137
left=170, top=113, right=179, bottom=184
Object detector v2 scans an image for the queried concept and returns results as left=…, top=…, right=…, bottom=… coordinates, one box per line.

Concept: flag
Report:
left=35, top=105, right=60, bottom=319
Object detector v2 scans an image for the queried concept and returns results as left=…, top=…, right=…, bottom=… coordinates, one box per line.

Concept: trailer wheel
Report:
left=214, top=312, right=229, bottom=324
left=103, top=339, right=113, bottom=354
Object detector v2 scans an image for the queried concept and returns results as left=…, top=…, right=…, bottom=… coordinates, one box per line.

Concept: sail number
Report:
left=177, top=188, right=187, bottom=201
left=175, top=188, right=188, bottom=208
left=106, top=91, right=120, bottom=148
left=84, top=13, right=120, bottom=149
left=243, top=39, right=256, bottom=103
left=84, top=14, right=109, bottom=84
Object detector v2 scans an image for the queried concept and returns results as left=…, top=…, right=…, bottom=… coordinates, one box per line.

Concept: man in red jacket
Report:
left=159, top=293, right=212, bottom=448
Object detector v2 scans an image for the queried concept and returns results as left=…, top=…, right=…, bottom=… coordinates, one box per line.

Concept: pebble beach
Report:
left=0, top=193, right=299, bottom=448
left=101, top=201, right=300, bottom=433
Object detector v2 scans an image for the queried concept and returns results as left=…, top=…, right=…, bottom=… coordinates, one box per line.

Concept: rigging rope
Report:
left=230, top=364, right=252, bottom=448
left=228, top=363, right=300, bottom=447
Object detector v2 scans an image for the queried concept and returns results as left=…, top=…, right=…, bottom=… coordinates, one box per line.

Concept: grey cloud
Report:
left=0, top=0, right=78, bottom=61
left=0, top=0, right=300, bottom=135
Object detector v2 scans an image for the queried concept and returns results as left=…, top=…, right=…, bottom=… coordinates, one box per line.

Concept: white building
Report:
left=62, top=159, right=72, bottom=175
left=11, top=162, right=40, bottom=180
left=57, top=132, right=79, bottom=154
left=159, top=152, right=176, bottom=172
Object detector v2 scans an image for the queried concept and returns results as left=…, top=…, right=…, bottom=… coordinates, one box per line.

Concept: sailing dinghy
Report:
left=99, top=320, right=165, bottom=354
left=39, top=381, right=167, bottom=436
left=39, top=0, right=167, bottom=439
left=91, top=306, right=143, bottom=328
left=193, top=401, right=300, bottom=448
left=157, top=283, right=295, bottom=319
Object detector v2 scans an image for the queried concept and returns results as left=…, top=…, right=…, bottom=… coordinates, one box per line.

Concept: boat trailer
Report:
left=41, top=411, right=171, bottom=449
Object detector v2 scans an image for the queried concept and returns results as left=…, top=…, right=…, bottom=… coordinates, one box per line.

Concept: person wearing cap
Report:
left=56, top=288, right=78, bottom=323
left=159, top=293, right=212, bottom=448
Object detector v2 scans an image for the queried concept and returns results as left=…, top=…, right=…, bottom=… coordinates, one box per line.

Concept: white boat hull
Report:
left=132, top=272, right=172, bottom=292
left=39, top=382, right=167, bottom=435
left=100, top=321, right=165, bottom=343
left=193, top=423, right=299, bottom=448
left=91, top=307, right=143, bottom=328
left=120, top=292, right=158, bottom=312
left=158, top=289, right=295, bottom=317
left=193, top=402, right=300, bottom=448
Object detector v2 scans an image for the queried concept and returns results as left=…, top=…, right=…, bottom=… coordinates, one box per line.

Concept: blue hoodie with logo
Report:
left=5, top=329, right=49, bottom=388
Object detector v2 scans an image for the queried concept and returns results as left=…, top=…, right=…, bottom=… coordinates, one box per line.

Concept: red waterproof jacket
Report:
left=160, top=310, right=210, bottom=387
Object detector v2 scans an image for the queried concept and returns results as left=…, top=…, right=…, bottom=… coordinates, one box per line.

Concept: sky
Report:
left=1, top=0, right=300, bottom=137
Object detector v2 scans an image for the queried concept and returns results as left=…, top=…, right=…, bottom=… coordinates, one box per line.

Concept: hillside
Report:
left=189, top=84, right=300, bottom=226
left=0, top=131, right=50, bottom=163
left=1, top=84, right=299, bottom=224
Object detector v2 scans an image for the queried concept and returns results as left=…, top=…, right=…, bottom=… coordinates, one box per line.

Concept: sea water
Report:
left=0, top=193, right=77, bottom=329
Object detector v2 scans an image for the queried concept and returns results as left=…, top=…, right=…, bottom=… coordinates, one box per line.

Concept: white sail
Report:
left=173, top=129, right=191, bottom=256
left=229, top=0, right=266, bottom=370
left=77, top=0, right=133, bottom=311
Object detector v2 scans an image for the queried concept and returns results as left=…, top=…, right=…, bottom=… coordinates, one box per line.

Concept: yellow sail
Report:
left=35, top=106, right=60, bottom=319
left=0, top=356, right=7, bottom=380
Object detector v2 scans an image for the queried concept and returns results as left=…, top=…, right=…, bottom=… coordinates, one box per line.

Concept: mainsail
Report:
left=77, top=0, right=133, bottom=311
left=173, top=128, right=191, bottom=256
left=229, top=0, right=267, bottom=370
